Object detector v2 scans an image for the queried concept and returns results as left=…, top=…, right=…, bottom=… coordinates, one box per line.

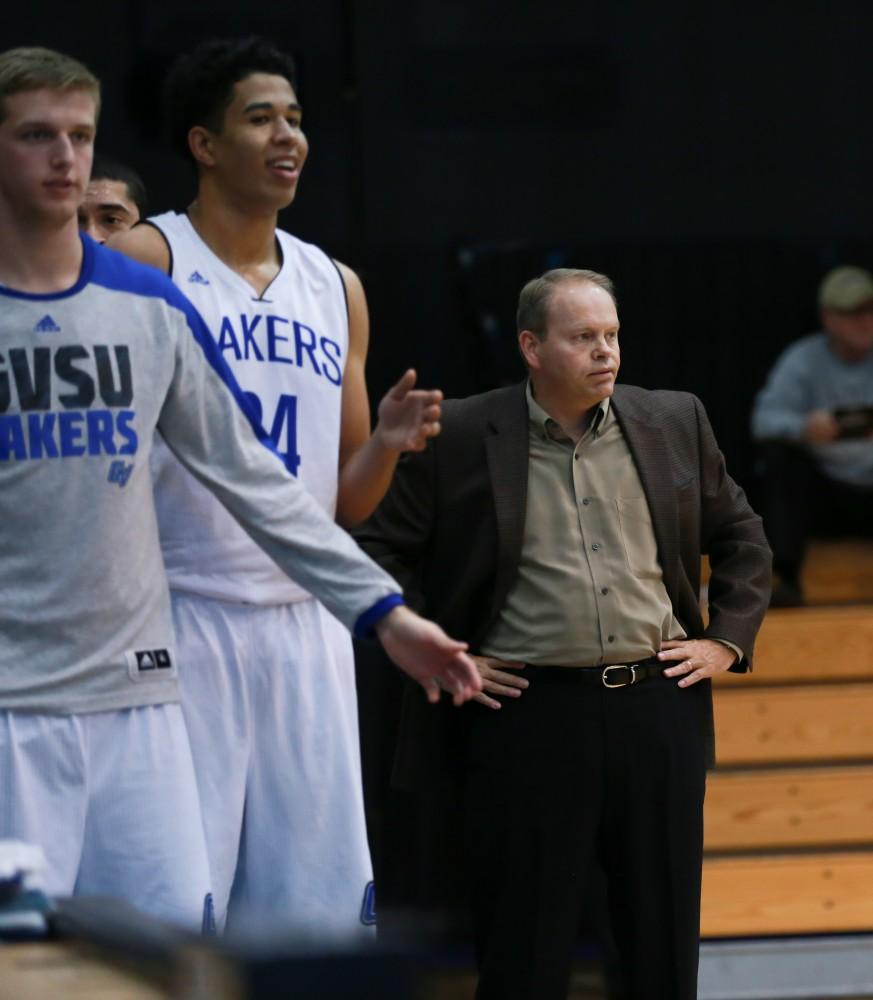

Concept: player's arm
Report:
left=106, top=224, right=171, bottom=274
left=334, top=261, right=442, bottom=529
left=159, top=294, right=480, bottom=705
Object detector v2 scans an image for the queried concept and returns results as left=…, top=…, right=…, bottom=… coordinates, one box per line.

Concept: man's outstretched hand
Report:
left=374, top=605, right=482, bottom=706
left=374, top=369, right=442, bottom=453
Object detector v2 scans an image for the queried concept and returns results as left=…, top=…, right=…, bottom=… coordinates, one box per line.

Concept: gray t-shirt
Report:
left=0, top=236, right=399, bottom=714
left=751, top=333, right=873, bottom=486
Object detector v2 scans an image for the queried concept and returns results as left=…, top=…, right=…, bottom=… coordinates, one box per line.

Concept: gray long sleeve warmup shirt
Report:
left=0, top=236, right=400, bottom=714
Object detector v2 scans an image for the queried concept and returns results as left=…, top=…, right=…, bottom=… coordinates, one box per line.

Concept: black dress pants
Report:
left=463, top=666, right=708, bottom=1000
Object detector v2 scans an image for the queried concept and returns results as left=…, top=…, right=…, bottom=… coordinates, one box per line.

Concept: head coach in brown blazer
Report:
left=355, top=268, right=771, bottom=1000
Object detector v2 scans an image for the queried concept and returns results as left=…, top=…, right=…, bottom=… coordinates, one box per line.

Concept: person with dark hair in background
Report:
left=0, top=42, right=478, bottom=932
left=78, top=153, right=146, bottom=242
left=109, top=36, right=447, bottom=935
left=356, top=268, right=772, bottom=1000
left=752, top=265, right=873, bottom=606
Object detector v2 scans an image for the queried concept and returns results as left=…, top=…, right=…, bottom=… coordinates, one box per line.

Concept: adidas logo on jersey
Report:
left=126, top=646, right=175, bottom=683
left=135, top=648, right=173, bottom=671
left=188, top=271, right=210, bottom=285
left=34, top=315, right=61, bottom=333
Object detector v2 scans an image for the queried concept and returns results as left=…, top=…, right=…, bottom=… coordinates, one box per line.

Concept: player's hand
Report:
left=471, top=655, right=528, bottom=710
left=374, top=369, right=442, bottom=453
left=658, top=638, right=737, bottom=687
left=805, top=409, right=840, bottom=444
left=374, top=605, right=481, bottom=706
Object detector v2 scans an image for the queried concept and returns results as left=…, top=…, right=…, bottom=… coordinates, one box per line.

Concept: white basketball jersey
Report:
left=150, top=212, right=349, bottom=604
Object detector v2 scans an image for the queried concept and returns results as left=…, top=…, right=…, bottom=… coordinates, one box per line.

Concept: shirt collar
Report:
left=525, top=381, right=611, bottom=441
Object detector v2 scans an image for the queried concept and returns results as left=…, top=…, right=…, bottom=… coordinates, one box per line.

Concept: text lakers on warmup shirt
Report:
left=0, top=236, right=399, bottom=714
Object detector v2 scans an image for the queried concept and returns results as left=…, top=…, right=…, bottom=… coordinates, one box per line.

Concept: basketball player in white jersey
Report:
left=110, top=37, right=447, bottom=934
left=0, top=45, right=478, bottom=933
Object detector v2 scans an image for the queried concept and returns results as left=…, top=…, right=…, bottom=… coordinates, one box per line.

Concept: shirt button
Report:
left=591, top=543, right=600, bottom=551
left=608, top=635, right=615, bottom=643
left=601, top=587, right=609, bottom=595
left=582, top=497, right=591, bottom=506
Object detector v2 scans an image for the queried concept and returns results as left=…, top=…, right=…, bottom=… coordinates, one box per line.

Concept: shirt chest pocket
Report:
left=616, top=497, right=661, bottom=578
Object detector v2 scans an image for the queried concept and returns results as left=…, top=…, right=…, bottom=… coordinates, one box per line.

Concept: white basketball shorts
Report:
left=0, top=703, right=212, bottom=931
left=172, top=591, right=375, bottom=938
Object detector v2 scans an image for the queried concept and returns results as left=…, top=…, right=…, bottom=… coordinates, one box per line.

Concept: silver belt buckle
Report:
left=602, top=664, right=636, bottom=688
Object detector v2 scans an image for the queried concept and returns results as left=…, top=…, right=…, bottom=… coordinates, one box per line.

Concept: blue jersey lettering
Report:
left=0, top=415, right=27, bottom=460
left=293, top=322, right=321, bottom=375
left=244, top=389, right=301, bottom=476
left=87, top=410, right=117, bottom=455
left=218, top=317, right=243, bottom=360
left=27, top=413, right=59, bottom=459
left=58, top=411, right=86, bottom=456
left=266, top=315, right=294, bottom=365
left=0, top=409, right=137, bottom=461
left=240, top=315, right=265, bottom=361
left=212, top=315, right=342, bottom=391
left=320, top=337, right=343, bottom=386
left=116, top=410, right=138, bottom=455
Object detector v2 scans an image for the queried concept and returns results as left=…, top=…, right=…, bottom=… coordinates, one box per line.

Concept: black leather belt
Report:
left=523, top=656, right=664, bottom=688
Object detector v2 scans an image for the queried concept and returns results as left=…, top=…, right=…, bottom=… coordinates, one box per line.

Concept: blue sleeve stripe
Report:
left=87, top=242, right=279, bottom=460
left=0, top=233, right=95, bottom=301
left=354, top=594, right=405, bottom=639
left=178, top=298, right=279, bottom=454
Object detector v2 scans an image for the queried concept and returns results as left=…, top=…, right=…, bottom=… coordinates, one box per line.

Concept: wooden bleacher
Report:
left=799, top=540, right=873, bottom=606
left=701, top=540, right=873, bottom=939
left=727, top=606, right=873, bottom=685
left=705, top=766, right=873, bottom=851
left=703, top=853, right=873, bottom=937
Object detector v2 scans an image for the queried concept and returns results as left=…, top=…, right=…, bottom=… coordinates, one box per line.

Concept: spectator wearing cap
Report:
left=752, top=265, right=873, bottom=605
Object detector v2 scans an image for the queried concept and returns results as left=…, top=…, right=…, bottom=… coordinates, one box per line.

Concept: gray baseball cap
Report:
left=818, top=266, right=873, bottom=312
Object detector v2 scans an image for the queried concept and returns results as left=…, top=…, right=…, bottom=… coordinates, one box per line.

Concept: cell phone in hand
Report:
left=833, top=406, right=873, bottom=439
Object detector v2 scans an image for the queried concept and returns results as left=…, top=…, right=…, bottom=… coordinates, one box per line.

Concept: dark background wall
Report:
left=7, top=0, right=873, bottom=488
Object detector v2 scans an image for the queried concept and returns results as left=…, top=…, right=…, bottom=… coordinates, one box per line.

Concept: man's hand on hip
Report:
left=471, top=656, right=529, bottom=710
left=374, top=605, right=481, bottom=705
left=658, top=638, right=737, bottom=687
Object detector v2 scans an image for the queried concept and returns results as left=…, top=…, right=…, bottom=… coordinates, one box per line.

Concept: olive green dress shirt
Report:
left=481, top=384, right=687, bottom=666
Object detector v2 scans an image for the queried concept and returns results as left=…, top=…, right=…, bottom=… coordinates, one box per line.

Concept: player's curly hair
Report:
left=163, top=36, right=297, bottom=164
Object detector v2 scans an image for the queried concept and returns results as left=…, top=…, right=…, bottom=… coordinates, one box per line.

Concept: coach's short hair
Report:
left=517, top=268, right=616, bottom=339
left=0, top=47, right=100, bottom=122
left=163, top=36, right=298, bottom=163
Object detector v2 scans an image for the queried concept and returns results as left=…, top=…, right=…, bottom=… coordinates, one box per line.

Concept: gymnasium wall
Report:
left=7, top=0, right=873, bottom=486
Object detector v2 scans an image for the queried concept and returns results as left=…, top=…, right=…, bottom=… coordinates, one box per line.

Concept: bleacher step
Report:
left=705, top=764, right=873, bottom=851
left=802, top=540, right=873, bottom=605
left=713, top=683, right=873, bottom=766
left=715, top=606, right=873, bottom=686
left=702, top=852, right=873, bottom=937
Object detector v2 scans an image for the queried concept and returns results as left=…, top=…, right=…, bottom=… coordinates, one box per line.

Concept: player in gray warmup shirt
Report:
left=0, top=46, right=479, bottom=930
